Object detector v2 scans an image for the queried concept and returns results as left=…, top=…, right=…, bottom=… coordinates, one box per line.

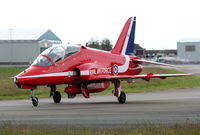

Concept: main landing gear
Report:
left=118, top=91, right=126, bottom=103
left=50, top=85, right=61, bottom=103
left=30, top=85, right=62, bottom=107
left=53, top=91, right=61, bottom=103
left=113, top=80, right=126, bottom=104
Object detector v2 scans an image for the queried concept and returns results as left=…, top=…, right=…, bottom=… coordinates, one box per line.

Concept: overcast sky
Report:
left=0, top=0, right=200, bottom=49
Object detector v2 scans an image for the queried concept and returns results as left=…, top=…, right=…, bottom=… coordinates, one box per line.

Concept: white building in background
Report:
left=177, top=38, right=200, bottom=62
left=0, top=29, right=62, bottom=65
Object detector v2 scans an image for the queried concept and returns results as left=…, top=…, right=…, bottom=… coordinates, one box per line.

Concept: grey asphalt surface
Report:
left=0, top=88, right=200, bottom=127
left=0, top=65, right=200, bottom=127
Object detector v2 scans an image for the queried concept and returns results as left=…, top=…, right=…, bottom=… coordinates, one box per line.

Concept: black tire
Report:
left=118, top=91, right=126, bottom=104
left=53, top=91, right=61, bottom=103
left=32, top=97, right=39, bottom=107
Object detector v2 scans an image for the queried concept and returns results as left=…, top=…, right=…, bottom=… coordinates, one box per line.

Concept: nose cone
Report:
left=14, top=66, right=42, bottom=87
left=13, top=76, right=18, bottom=84
left=14, top=69, right=29, bottom=88
left=15, top=68, right=29, bottom=79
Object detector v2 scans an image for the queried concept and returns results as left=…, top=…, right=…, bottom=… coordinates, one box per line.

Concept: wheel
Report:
left=53, top=91, right=61, bottom=103
left=118, top=91, right=126, bottom=103
left=32, top=97, right=38, bottom=107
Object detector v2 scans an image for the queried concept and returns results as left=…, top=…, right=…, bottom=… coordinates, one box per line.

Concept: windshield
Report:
left=42, top=45, right=65, bottom=62
left=32, top=45, right=80, bottom=67
left=32, top=55, right=52, bottom=67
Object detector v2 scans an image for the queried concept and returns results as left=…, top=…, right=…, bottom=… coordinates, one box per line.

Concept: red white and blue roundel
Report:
left=113, top=64, right=118, bottom=75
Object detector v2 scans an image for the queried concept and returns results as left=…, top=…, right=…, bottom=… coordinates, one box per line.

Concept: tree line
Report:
left=86, top=38, right=113, bottom=51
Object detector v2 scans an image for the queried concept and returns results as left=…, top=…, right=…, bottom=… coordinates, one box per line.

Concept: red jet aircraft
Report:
left=14, top=17, right=190, bottom=106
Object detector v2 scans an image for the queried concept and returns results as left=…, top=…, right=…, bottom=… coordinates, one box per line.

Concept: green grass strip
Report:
left=0, top=123, right=200, bottom=135
left=0, top=67, right=200, bottom=100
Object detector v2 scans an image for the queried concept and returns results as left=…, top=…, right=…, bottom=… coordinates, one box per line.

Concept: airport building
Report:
left=177, top=38, right=200, bottom=62
left=0, top=29, right=62, bottom=65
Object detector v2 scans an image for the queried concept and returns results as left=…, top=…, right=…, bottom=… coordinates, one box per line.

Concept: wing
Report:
left=109, top=73, right=191, bottom=81
left=83, top=73, right=191, bottom=81
left=133, top=59, right=176, bottom=67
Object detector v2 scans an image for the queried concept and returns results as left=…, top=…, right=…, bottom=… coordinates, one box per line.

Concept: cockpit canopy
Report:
left=32, top=45, right=80, bottom=67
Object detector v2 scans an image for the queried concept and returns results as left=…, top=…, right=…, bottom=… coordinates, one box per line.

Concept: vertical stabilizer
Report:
left=111, top=17, right=136, bottom=55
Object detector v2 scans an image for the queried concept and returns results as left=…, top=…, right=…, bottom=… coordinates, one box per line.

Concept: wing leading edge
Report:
left=84, top=73, right=191, bottom=81
left=109, top=73, right=191, bottom=81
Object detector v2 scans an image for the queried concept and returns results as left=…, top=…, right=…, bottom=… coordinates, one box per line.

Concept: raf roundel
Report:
left=113, top=64, right=118, bottom=75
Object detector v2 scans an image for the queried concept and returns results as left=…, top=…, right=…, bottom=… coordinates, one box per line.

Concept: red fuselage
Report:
left=15, top=46, right=142, bottom=94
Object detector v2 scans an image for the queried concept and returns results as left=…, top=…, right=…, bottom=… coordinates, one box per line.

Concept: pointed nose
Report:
left=14, top=76, right=21, bottom=88
left=14, top=76, right=18, bottom=83
left=14, top=69, right=29, bottom=87
left=14, top=66, right=48, bottom=87
left=14, top=70, right=36, bottom=89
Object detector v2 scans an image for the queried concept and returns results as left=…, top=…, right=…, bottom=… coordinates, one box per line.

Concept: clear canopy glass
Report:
left=42, top=45, right=65, bottom=63
left=32, top=45, right=80, bottom=67
left=32, top=55, right=52, bottom=67
left=64, top=45, right=80, bottom=58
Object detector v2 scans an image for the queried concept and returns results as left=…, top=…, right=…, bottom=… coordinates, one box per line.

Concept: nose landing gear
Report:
left=31, top=89, right=38, bottom=107
left=32, top=97, right=39, bottom=107
left=30, top=85, right=62, bottom=107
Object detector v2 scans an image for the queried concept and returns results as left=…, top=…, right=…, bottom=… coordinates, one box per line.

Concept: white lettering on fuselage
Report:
left=89, top=69, right=96, bottom=75
left=89, top=67, right=112, bottom=75
left=97, top=67, right=111, bottom=74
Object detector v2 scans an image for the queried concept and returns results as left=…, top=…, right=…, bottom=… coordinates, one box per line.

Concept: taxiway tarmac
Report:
left=0, top=87, right=200, bottom=126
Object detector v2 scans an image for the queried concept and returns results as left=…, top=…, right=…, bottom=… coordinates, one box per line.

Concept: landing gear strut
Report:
left=50, top=85, right=61, bottom=103
left=113, top=80, right=126, bottom=104
left=31, top=89, right=38, bottom=107
left=50, top=85, right=56, bottom=97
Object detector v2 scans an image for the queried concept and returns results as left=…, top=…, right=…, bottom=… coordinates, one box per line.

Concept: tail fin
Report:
left=111, top=17, right=136, bottom=55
